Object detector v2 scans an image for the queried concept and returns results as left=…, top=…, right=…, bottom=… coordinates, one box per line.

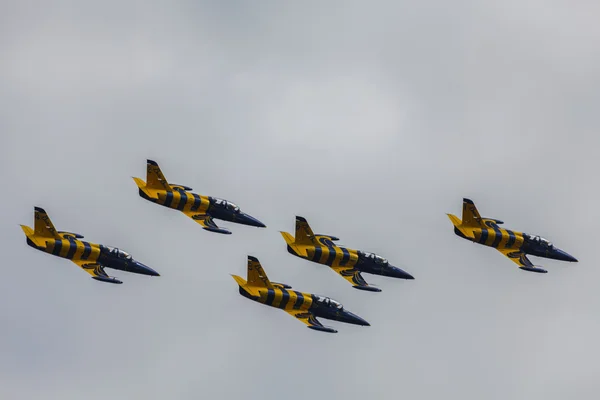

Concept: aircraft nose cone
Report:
left=555, top=248, right=578, bottom=262
left=239, top=213, right=266, bottom=228
left=343, top=311, right=370, bottom=326
left=390, top=266, right=415, bottom=280
left=136, top=262, right=161, bottom=276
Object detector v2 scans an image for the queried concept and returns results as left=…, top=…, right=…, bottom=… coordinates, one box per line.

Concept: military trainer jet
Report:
left=447, top=198, right=578, bottom=273
left=20, top=207, right=159, bottom=284
left=133, top=160, right=266, bottom=234
left=231, top=256, right=370, bottom=333
left=280, top=216, right=414, bottom=292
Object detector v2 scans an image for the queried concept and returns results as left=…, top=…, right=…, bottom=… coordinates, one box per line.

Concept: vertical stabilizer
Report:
left=246, top=256, right=274, bottom=288
left=33, top=207, right=61, bottom=239
left=461, top=198, right=483, bottom=227
left=294, top=216, right=318, bottom=246
left=145, top=159, right=173, bottom=191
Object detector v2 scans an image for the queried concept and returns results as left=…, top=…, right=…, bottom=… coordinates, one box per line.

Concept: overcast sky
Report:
left=2, top=1, right=600, bottom=399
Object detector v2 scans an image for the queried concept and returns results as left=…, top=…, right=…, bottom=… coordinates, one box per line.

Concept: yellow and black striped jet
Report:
left=133, top=160, right=266, bottom=234
left=232, top=256, right=370, bottom=333
left=280, top=217, right=414, bottom=292
left=447, top=198, right=578, bottom=273
left=20, top=207, right=159, bottom=284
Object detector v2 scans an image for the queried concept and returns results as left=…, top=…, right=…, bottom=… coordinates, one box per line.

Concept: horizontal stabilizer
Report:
left=446, top=213, right=472, bottom=238
left=92, top=276, right=123, bottom=284
left=353, top=285, right=382, bottom=292
left=279, top=231, right=307, bottom=257
left=307, top=325, right=338, bottom=333
left=519, top=266, right=548, bottom=274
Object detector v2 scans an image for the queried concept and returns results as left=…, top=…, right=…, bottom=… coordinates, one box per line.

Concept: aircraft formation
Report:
left=20, top=159, right=578, bottom=333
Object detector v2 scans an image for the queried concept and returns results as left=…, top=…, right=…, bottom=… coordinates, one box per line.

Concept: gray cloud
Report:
left=1, top=1, right=599, bottom=399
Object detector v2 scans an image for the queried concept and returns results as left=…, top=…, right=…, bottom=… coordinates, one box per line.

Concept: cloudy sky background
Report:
left=1, top=1, right=600, bottom=399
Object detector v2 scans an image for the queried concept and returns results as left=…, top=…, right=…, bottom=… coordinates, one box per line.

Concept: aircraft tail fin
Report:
left=145, top=159, right=173, bottom=191
left=294, top=216, right=318, bottom=246
left=461, top=198, right=483, bottom=227
left=246, top=256, right=274, bottom=288
left=33, top=207, right=61, bottom=239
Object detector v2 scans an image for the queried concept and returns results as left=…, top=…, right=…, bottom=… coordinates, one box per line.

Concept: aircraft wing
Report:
left=71, top=260, right=123, bottom=284
left=183, top=212, right=231, bottom=234
left=331, top=266, right=382, bottom=292
left=497, top=248, right=547, bottom=273
left=285, top=309, right=337, bottom=333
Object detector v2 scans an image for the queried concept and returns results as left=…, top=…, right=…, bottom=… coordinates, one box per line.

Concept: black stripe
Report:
left=506, top=230, right=516, bottom=248
left=65, top=240, right=77, bottom=259
left=491, top=225, right=503, bottom=248
left=265, top=289, right=275, bottom=306
left=177, top=192, right=188, bottom=211
left=478, top=229, right=488, bottom=244
left=325, top=247, right=336, bottom=266
left=279, top=289, right=290, bottom=309
left=82, top=242, right=91, bottom=260
left=312, top=247, right=322, bottom=262
left=293, top=292, right=304, bottom=309
left=191, top=193, right=201, bottom=211
left=52, top=240, right=62, bottom=256
left=164, top=191, right=173, bottom=207
left=340, top=248, right=350, bottom=266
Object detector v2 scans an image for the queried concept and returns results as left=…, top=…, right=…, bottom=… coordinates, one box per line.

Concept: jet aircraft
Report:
left=231, top=256, right=370, bottom=333
left=133, top=160, right=266, bottom=234
left=20, top=207, right=159, bottom=283
left=280, top=216, right=414, bottom=292
left=447, top=198, right=578, bottom=273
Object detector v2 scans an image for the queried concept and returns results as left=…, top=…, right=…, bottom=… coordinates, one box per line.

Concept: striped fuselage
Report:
left=470, top=222, right=524, bottom=251
left=241, top=286, right=314, bottom=312
left=291, top=236, right=360, bottom=267
left=145, top=188, right=211, bottom=214
left=27, top=236, right=101, bottom=263
left=304, top=246, right=359, bottom=267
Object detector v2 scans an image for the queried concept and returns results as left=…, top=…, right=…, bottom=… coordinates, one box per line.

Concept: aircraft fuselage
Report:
left=238, top=285, right=369, bottom=328
left=25, top=237, right=159, bottom=276
left=287, top=243, right=414, bottom=280
left=453, top=222, right=577, bottom=262
left=139, top=188, right=265, bottom=227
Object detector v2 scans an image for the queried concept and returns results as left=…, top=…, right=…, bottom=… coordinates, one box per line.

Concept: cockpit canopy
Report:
left=106, top=246, right=133, bottom=260
left=360, top=251, right=388, bottom=265
left=526, top=234, right=553, bottom=248
left=314, top=295, right=343, bottom=310
left=213, top=198, right=241, bottom=213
